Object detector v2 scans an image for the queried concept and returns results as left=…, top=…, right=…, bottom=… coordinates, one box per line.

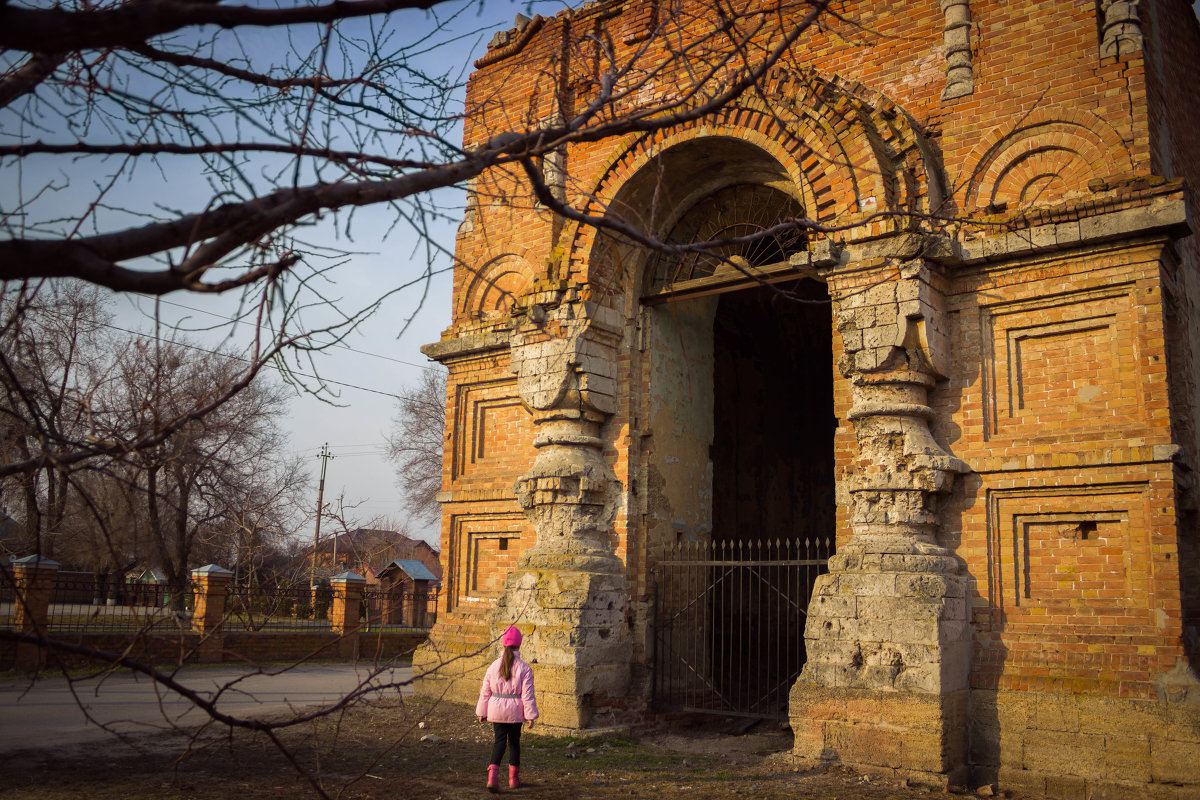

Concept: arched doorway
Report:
left=608, top=143, right=837, bottom=718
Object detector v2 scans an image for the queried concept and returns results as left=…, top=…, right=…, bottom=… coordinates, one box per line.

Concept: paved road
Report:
left=0, top=663, right=413, bottom=752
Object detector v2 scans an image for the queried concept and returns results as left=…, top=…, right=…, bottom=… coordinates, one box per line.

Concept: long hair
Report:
left=500, top=644, right=516, bottom=681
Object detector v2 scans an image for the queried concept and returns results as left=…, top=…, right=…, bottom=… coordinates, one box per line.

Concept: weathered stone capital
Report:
left=833, top=260, right=967, bottom=554
left=508, top=295, right=625, bottom=560
left=835, top=259, right=952, bottom=380
left=510, top=296, right=623, bottom=421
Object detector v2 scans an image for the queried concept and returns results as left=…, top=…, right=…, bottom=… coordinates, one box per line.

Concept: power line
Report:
left=293, top=442, right=390, bottom=452
left=127, top=292, right=445, bottom=372
left=62, top=313, right=409, bottom=401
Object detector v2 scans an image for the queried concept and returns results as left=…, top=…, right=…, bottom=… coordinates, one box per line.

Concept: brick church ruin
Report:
left=413, top=0, right=1200, bottom=795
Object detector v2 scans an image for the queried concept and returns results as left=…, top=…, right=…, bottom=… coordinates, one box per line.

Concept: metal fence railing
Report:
left=652, top=536, right=833, bottom=719
left=39, top=572, right=191, bottom=634
left=361, top=587, right=438, bottom=632
left=1, top=568, right=440, bottom=637
left=223, top=583, right=334, bottom=632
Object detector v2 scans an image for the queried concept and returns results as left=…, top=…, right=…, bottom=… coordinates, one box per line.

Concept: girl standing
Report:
left=476, top=625, right=538, bottom=792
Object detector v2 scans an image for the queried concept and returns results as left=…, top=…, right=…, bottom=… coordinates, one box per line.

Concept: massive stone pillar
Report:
left=491, top=291, right=631, bottom=729
left=791, top=257, right=972, bottom=785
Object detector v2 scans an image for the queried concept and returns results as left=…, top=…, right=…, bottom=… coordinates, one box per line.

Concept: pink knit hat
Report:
left=501, top=625, right=522, bottom=647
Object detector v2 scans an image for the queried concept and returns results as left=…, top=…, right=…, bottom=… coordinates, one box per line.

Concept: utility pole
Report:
left=311, top=443, right=334, bottom=591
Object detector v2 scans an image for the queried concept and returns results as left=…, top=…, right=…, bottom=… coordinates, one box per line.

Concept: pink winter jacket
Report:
left=475, top=654, right=539, bottom=724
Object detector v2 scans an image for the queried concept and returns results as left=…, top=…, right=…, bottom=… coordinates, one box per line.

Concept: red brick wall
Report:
left=427, top=0, right=1194, bottom=701
left=941, top=238, right=1186, bottom=696
left=435, top=346, right=536, bottom=617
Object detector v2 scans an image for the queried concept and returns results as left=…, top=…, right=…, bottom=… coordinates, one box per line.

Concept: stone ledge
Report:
left=966, top=444, right=1184, bottom=474
left=435, top=487, right=519, bottom=504
left=937, top=195, right=1188, bottom=267
left=421, top=330, right=511, bottom=361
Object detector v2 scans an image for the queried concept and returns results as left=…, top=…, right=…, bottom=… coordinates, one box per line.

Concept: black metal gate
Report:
left=651, top=536, right=833, bottom=719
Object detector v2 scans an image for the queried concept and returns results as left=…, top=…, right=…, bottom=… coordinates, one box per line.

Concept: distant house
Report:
left=309, top=528, right=441, bottom=586
left=126, top=567, right=167, bottom=584
left=372, top=558, right=439, bottom=627
left=122, top=566, right=169, bottom=606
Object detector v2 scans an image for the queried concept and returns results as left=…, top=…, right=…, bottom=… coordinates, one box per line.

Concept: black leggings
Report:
left=489, top=722, right=522, bottom=767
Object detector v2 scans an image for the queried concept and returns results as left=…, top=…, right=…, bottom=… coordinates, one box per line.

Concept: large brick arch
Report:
left=561, top=67, right=941, bottom=299
left=961, top=107, right=1136, bottom=211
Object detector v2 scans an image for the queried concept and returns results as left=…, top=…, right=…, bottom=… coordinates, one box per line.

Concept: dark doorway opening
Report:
left=652, top=279, right=836, bottom=718
left=709, top=280, right=835, bottom=713
left=711, top=281, right=835, bottom=547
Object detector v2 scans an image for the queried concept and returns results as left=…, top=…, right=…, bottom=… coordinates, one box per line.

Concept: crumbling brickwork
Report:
left=413, top=1, right=1200, bottom=795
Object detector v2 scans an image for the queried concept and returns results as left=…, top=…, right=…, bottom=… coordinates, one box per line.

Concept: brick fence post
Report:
left=190, top=564, right=232, bottom=663
left=12, top=555, right=60, bottom=671
left=330, top=571, right=366, bottom=660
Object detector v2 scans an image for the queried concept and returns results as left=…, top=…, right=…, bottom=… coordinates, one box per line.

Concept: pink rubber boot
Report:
left=509, top=765, right=520, bottom=788
left=487, top=764, right=500, bottom=793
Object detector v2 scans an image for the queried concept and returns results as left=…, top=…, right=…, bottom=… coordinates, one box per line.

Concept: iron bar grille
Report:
left=360, top=587, right=438, bottom=632
left=652, top=536, right=833, bottom=719
left=224, top=583, right=334, bottom=632
left=643, top=184, right=806, bottom=294
left=6, top=571, right=194, bottom=634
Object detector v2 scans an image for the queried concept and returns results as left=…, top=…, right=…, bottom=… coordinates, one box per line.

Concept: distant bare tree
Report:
left=0, top=283, right=113, bottom=557
left=213, top=452, right=309, bottom=589
left=95, top=338, right=296, bottom=609
left=385, top=368, right=446, bottom=525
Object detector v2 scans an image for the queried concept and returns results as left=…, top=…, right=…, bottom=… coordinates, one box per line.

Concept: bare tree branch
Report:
left=0, top=0, right=447, bottom=53
left=0, top=52, right=67, bottom=108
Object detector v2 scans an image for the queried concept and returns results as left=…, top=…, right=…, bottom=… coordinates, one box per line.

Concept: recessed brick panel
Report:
left=451, top=378, right=535, bottom=483
left=986, top=483, right=1149, bottom=616
left=445, top=512, right=529, bottom=611
left=982, top=287, right=1141, bottom=440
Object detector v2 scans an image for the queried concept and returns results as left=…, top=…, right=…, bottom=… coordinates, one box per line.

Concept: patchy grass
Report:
left=0, top=695, right=1002, bottom=800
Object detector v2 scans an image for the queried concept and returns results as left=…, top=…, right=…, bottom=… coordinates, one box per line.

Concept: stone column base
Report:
left=789, top=684, right=969, bottom=787
left=494, top=561, right=631, bottom=730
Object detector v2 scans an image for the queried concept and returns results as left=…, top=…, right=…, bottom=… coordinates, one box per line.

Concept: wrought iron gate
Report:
left=651, top=537, right=833, bottom=719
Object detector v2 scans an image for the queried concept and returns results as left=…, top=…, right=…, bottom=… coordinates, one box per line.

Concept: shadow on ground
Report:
left=0, top=697, right=1017, bottom=800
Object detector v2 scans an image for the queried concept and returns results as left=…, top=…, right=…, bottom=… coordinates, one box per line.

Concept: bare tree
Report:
left=1, top=0, right=830, bottom=291
left=386, top=367, right=446, bottom=525
left=92, top=337, right=297, bottom=608
left=216, top=454, right=309, bottom=589
left=0, top=283, right=114, bottom=557
left=0, top=0, right=837, bottom=473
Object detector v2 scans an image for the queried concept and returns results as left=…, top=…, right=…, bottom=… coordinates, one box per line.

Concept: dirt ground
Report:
left=0, top=696, right=1009, bottom=800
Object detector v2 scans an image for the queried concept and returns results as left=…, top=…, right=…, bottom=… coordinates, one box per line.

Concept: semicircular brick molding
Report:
left=964, top=116, right=1134, bottom=212
left=458, top=255, right=534, bottom=322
